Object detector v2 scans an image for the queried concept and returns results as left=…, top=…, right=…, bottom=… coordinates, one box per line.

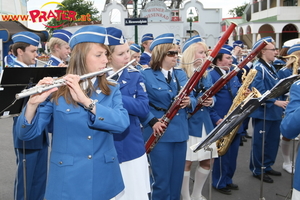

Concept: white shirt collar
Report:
left=161, top=68, right=173, bottom=79
left=51, top=55, right=64, bottom=63
left=15, top=60, right=29, bottom=67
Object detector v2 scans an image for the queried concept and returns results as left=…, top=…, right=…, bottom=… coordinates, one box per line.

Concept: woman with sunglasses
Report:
left=180, top=35, right=218, bottom=200
left=140, top=33, right=196, bottom=200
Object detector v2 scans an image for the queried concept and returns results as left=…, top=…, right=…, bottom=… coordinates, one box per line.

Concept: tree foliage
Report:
left=228, top=2, right=249, bottom=17
left=45, top=0, right=100, bottom=33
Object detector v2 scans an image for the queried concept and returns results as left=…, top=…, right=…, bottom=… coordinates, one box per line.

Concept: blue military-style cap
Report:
left=69, top=25, right=109, bottom=49
left=141, top=33, right=154, bottom=43
left=176, top=39, right=180, bottom=45
left=233, top=40, right=244, bottom=48
left=219, top=45, right=233, bottom=55
left=182, top=35, right=203, bottom=53
left=283, top=38, right=300, bottom=48
left=52, top=29, right=73, bottom=43
left=130, top=43, right=141, bottom=53
left=106, top=27, right=126, bottom=46
left=149, top=33, right=177, bottom=51
left=12, top=31, right=40, bottom=46
left=252, top=36, right=274, bottom=50
left=287, top=44, right=300, bottom=55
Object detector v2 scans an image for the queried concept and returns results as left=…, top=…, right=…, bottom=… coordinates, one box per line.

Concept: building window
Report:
left=283, top=0, right=297, bottom=6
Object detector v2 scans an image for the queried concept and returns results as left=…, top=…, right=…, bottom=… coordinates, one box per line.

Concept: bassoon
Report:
left=188, top=39, right=269, bottom=117
left=145, top=22, right=237, bottom=154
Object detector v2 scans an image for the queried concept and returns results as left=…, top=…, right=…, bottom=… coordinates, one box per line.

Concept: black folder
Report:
left=0, top=67, right=66, bottom=117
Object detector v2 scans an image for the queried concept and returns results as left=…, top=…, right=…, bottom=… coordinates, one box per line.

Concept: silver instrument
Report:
left=106, top=59, right=136, bottom=79
left=35, top=58, right=53, bottom=67
left=15, top=68, right=113, bottom=99
left=15, top=59, right=136, bottom=100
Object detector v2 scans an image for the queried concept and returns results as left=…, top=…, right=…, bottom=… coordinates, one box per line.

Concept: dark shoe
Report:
left=227, top=183, right=239, bottom=190
left=253, top=174, right=273, bottom=183
left=265, top=169, right=282, bottom=176
left=245, top=132, right=252, bottom=138
left=240, top=141, right=244, bottom=146
left=242, top=136, right=247, bottom=142
left=214, top=187, right=231, bottom=195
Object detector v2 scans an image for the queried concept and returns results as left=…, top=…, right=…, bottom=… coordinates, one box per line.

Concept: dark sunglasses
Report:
left=166, top=51, right=179, bottom=57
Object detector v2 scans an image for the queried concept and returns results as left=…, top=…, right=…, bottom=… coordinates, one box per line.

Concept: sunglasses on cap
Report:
left=166, top=51, right=179, bottom=57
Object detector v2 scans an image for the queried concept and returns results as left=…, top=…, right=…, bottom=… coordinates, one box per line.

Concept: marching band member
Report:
left=180, top=35, right=218, bottom=200
left=280, top=79, right=300, bottom=200
left=278, top=44, right=300, bottom=174
left=10, top=31, right=49, bottom=200
left=4, top=44, right=16, bottom=67
left=232, top=40, right=253, bottom=144
left=106, top=27, right=151, bottom=200
left=278, top=44, right=300, bottom=79
left=232, top=40, right=244, bottom=65
left=16, top=26, right=130, bottom=200
left=140, top=33, right=196, bottom=200
left=46, top=29, right=72, bottom=67
left=209, top=45, right=241, bottom=195
left=140, top=33, right=154, bottom=66
left=249, top=37, right=288, bottom=183
left=129, top=43, right=144, bottom=70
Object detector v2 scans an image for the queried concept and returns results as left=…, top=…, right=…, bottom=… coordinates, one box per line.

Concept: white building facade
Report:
left=101, top=0, right=222, bottom=48
left=222, top=0, right=300, bottom=48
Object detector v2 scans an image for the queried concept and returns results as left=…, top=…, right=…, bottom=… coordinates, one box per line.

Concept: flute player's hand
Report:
left=28, top=77, right=58, bottom=106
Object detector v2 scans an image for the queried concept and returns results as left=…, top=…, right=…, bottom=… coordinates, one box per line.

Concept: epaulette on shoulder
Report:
left=143, top=67, right=151, bottom=71
left=280, top=67, right=287, bottom=71
left=295, top=80, right=300, bottom=85
left=108, top=79, right=118, bottom=84
left=128, top=68, right=139, bottom=72
left=174, top=66, right=183, bottom=70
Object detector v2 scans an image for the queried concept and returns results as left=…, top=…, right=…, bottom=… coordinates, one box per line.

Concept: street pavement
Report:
left=0, top=117, right=297, bottom=200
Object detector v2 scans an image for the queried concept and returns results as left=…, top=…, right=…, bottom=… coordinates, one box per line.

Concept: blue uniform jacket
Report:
left=113, top=68, right=149, bottom=163
left=278, top=67, right=292, bottom=79
left=188, top=74, right=215, bottom=137
left=280, top=80, right=300, bottom=191
left=44, top=56, right=62, bottom=67
left=140, top=68, right=196, bottom=142
left=140, top=53, right=151, bottom=66
left=232, top=56, right=239, bottom=65
left=16, top=83, right=130, bottom=200
left=11, top=60, right=47, bottom=149
left=4, top=54, right=16, bottom=67
left=12, top=60, right=29, bottom=68
left=209, top=68, right=241, bottom=125
left=250, top=59, right=283, bottom=121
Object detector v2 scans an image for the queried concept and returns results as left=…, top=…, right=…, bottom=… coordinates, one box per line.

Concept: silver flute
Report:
left=35, top=58, right=53, bottom=67
left=15, top=59, right=136, bottom=100
left=15, top=68, right=113, bottom=99
left=106, top=59, right=136, bottom=79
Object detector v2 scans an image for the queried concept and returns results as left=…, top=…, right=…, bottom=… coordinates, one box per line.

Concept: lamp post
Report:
left=188, top=9, right=194, bottom=38
left=133, top=0, right=138, bottom=44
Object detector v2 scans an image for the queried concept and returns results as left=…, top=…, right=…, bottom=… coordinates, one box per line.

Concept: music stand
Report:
left=0, top=67, right=66, bottom=117
left=193, top=74, right=300, bottom=152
